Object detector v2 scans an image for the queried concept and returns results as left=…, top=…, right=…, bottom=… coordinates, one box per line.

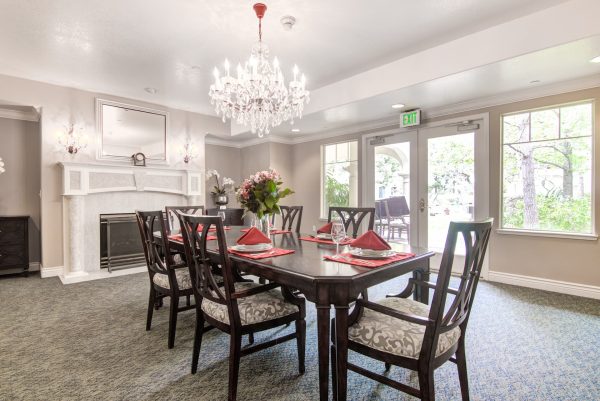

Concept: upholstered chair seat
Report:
left=201, top=282, right=300, bottom=326
left=348, top=297, right=461, bottom=359
left=152, top=269, right=193, bottom=290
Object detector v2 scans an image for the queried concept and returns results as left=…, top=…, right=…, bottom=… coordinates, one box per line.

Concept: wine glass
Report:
left=331, top=221, right=346, bottom=256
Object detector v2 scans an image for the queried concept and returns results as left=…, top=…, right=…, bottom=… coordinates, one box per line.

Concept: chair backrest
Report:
left=374, top=200, right=388, bottom=220
left=178, top=214, right=238, bottom=323
left=165, top=205, right=204, bottom=233
left=135, top=210, right=173, bottom=277
left=385, top=196, right=410, bottom=217
left=422, top=219, right=493, bottom=359
left=328, top=207, right=375, bottom=238
left=278, top=205, right=303, bottom=232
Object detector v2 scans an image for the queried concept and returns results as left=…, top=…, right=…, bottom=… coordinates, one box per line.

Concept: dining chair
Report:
left=328, top=207, right=376, bottom=238
left=331, top=219, right=493, bottom=401
left=179, top=214, right=307, bottom=401
left=374, top=201, right=389, bottom=236
left=277, top=205, right=303, bottom=232
left=165, top=205, right=204, bottom=233
left=135, top=210, right=195, bottom=349
left=385, top=196, right=410, bottom=241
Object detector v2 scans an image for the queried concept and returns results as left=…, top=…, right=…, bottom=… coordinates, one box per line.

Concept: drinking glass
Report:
left=331, top=221, right=346, bottom=256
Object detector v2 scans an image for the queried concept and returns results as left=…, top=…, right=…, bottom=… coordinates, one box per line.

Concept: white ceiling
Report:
left=0, top=0, right=570, bottom=116
left=236, top=35, right=600, bottom=140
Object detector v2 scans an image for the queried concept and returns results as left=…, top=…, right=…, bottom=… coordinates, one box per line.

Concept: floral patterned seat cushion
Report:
left=152, top=269, right=192, bottom=290
left=348, top=297, right=461, bottom=359
left=201, top=282, right=299, bottom=326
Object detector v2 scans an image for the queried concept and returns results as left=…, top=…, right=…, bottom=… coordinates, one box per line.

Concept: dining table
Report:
left=161, top=226, right=434, bottom=401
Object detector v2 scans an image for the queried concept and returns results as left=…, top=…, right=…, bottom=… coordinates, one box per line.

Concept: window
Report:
left=501, top=101, right=594, bottom=234
left=321, top=141, right=359, bottom=218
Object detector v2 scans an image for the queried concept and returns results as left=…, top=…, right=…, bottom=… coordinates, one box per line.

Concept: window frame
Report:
left=320, top=139, right=359, bottom=219
left=498, top=99, right=597, bottom=239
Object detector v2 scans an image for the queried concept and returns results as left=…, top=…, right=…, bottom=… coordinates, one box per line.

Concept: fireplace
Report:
left=100, top=213, right=145, bottom=272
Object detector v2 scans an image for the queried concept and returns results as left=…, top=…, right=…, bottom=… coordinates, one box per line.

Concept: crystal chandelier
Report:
left=209, top=3, right=309, bottom=137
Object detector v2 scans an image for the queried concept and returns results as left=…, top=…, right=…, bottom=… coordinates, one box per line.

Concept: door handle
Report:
left=419, top=198, right=425, bottom=212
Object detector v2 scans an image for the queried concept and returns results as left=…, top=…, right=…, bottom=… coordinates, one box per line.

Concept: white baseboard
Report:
left=40, top=265, right=64, bottom=278
left=59, top=266, right=147, bottom=284
left=487, top=271, right=600, bottom=300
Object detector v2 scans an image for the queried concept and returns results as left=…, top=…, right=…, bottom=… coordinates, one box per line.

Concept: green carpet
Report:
left=1, top=272, right=599, bottom=400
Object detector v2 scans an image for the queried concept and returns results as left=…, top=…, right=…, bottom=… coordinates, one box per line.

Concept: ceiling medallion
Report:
left=209, top=3, right=309, bottom=137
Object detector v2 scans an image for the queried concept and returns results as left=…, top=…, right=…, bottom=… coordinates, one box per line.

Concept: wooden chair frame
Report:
left=328, top=207, right=376, bottom=238
left=331, top=219, right=493, bottom=401
left=179, top=214, right=307, bottom=401
left=165, top=205, right=204, bottom=233
left=135, top=210, right=195, bottom=349
left=277, top=205, right=303, bottom=232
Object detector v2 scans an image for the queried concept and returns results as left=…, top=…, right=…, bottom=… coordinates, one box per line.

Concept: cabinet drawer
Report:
left=0, top=244, right=27, bottom=267
left=0, top=220, right=26, bottom=244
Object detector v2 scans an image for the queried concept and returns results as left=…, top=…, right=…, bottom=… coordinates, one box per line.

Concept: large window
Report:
left=321, top=141, right=358, bottom=218
left=501, top=101, right=594, bottom=234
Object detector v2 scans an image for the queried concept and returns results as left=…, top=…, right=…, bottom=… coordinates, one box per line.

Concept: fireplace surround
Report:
left=59, top=162, right=203, bottom=283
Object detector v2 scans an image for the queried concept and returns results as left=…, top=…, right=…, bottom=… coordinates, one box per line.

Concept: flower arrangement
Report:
left=237, top=169, right=293, bottom=218
left=206, top=169, right=235, bottom=195
left=0, top=157, right=5, bottom=174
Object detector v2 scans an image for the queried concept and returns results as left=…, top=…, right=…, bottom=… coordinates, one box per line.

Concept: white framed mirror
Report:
left=96, top=99, right=168, bottom=163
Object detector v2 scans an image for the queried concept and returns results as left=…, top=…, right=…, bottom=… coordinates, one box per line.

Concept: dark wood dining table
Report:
left=162, top=227, right=434, bottom=401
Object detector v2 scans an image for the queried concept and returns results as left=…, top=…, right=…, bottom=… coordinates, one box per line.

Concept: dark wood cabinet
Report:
left=0, top=216, right=29, bottom=276
left=206, top=208, right=244, bottom=226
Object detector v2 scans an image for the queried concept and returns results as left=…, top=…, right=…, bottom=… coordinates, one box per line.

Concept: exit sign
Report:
left=400, top=109, right=421, bottom=128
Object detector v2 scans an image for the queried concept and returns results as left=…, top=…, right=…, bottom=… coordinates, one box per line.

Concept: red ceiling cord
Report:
left=253, top=3, right=267, bottom=42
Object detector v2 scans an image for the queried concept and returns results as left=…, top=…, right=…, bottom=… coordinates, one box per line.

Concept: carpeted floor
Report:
left=1, top=272, right=599, bottom=401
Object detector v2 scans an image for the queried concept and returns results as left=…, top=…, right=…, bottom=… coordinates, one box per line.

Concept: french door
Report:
left=364, top=117, right=489, bottom=272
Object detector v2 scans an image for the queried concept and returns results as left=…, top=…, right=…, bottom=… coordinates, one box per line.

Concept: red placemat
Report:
left=228, top=248, right=295, bottom=259
left=197, top=225, right=231, bottom=232
left=324, top=252, right=415, bottom=268
left=240, top=228, right=291, bottom=235
left=168, top=234, right=217, bottom=242
left=299, top=236, right=353, bottom=245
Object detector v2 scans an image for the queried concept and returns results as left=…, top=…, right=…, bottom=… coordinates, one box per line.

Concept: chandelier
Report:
left=209, top=3, right=309, bottom=137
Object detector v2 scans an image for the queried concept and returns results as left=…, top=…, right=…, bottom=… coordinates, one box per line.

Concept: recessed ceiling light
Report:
left=391, top=103, right=405, bottom=109
left=590, top=56, right=600, bottom=63
left=144, top=87, right=158, bottom=94
left=291, top=128, right=300, bottom=132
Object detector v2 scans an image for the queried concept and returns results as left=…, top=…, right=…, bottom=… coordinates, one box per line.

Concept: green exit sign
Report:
left=400, top=109, right=421, bottom=128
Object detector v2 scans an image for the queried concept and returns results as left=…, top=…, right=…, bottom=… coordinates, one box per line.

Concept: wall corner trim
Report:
left=40, top=265, right=64, bottom=278
left=487, top=270, right=600, bottom=300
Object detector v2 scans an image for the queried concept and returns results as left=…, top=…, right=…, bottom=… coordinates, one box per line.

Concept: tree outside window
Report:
left=502, top=102, right=593, bottom=234
left=322, top=141, right=358, bottom=217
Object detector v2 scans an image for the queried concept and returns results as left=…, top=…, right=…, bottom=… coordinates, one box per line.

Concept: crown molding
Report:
left=424, top=74, right=600, bottom=120
left=206, top=76, right=600, bottom=149
left=0, top=107, right=39, bottom=122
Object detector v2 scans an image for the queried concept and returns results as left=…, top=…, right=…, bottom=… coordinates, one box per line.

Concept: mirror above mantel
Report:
left=96, top=98, right=168, bottom=164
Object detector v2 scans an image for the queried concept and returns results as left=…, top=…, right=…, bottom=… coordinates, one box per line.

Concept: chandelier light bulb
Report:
left=208, top=2, right=310, bottom=137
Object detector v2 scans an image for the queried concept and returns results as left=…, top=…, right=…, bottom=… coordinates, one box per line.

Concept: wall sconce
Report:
left=57, top=124, right=88, bottom=154
left=181, top=140, right=199, bottom=164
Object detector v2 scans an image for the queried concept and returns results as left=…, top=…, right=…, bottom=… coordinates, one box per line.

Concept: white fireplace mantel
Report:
left=59, top=161, right=203, bottom=197
left=58, top=161, right=204, bottom=284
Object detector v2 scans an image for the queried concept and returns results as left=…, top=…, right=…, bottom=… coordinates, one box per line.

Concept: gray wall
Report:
left=0, top=117, right=41, bottom=263
left=204, top=144, right=242, bottom=208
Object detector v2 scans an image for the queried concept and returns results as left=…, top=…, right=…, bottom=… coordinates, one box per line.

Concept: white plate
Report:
left=231, top=243, right=273, bottom=253
left=316, top=233, right=333, bottom=240
left=350, top=248, right=396, bottom=260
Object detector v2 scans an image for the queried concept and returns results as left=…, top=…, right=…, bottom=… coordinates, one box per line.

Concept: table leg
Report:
left=316, top=304, right=331, bottom=401
left=334, top=305, right=349, bottom=401
left=413, top=259, right=430, bottom=304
